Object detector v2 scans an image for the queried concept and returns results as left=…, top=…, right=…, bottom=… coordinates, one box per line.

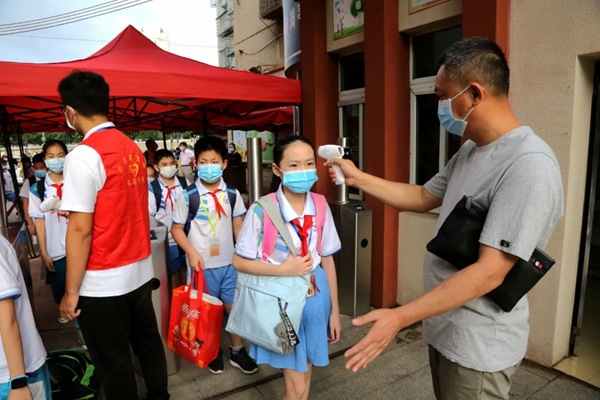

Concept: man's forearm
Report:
left=394, top=248, right=516, bottom=327
left=65, top=226, right=92, bottom=295
left=354, top=172, right=439, bottom=213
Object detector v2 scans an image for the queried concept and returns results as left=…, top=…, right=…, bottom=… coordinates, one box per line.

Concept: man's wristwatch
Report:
left=9, top=374, right=28, bottom=389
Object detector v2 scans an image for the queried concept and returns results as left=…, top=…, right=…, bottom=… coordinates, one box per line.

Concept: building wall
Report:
left=509, top=0, right=600, bottom=367
left=233, top=0, right=284, bottom=75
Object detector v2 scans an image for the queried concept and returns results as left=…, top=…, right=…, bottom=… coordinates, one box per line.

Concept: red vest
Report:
left=81, top=128, right=151, bottom=271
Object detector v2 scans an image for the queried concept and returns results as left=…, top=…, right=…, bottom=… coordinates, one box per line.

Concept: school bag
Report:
left=226, top=192, right=327, bottom=354
left=46, top=349, right=100, bottom=400
left=150, top=176, right=188, bottom=213
left=183, top=183, right=237, bottom=235
left=30, top=179, right=46, bottom=201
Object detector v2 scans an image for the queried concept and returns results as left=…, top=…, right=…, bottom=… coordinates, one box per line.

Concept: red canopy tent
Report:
left=210, top=106, right=293, bottom=131
left=0, top=25, right=301, bottom=134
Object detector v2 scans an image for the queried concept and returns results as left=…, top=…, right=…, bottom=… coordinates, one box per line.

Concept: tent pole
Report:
left=161, top=120, right=167, bottom=149
left=16, top=126, right=37, bottom=258
left=1, top=119, right=28, bottom=241
left=203, top=110, right=208, bottom=137
left=0, top=107, right=11, bottom=238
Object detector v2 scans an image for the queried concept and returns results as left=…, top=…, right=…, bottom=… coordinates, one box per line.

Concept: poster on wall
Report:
left=232, top=130, right=276, bottom=164
left=333, top=0, right=365, bottom=40
left=409, top=0, right=450, bottom=15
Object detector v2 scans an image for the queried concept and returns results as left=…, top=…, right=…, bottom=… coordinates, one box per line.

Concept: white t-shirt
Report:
left=0, top=235, right=46, bottom=382
left=172, top=179, right=246, bottom=269
left=60, top=122, right=154, bottom=297
left=28, top=175, right=67, bottom=261
left=2, top=169, right=14, bottom=193
left=19, top=179, right=31, bottom=199
left=422, top=126, right=564, bottom=372
left=235, top=186, right=342, bottom=269
left=149, top=176, right=189, bottom=246
left=179, top=148, right=195, bottom=166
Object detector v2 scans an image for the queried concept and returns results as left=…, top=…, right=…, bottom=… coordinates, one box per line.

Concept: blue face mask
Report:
left=198, top=164, right=223, bottom=183
left=45, top=158, right=65, bottom=173
left=437, top=86, right=476, bottom=137
left=34, top=170, right=47, bottom=179
left=280, top=169, right=318, bottom=194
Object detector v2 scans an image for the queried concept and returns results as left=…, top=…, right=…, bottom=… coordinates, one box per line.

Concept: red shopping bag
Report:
left=167, top=270, right=224, bottom=367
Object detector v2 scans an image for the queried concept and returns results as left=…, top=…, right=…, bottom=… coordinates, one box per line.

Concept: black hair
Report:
left=439, top=37, right=510, bottom=96
left=154, top=149, right=176, bottom=165
left=194, top=136, right=227, bottom=161
left=32, top=153, right=45, bottom=164
left=180, top=142, right=187, bottom=148
left=58, top=70, right=110, bottom=117
left=273, top=135, right=315, bottom=167
left=42, top=139, right=68, bottom=158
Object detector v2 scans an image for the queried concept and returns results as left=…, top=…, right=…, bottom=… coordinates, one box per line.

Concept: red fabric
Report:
left=291, top=216, right=313, bottom=257
left=81, top=128, right=151, bottom=271
left=207, top=189, right=227, bottom=219
left=211, top=106, right=293, bottom=131
left=168, top=270, right=223, bottom=368
left=0, top=26, right=301, bottom=134
left=51, top=183, right=63, bottom=199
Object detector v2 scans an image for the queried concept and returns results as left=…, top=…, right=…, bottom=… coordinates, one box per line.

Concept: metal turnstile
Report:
left=331, top=200, right=373, bottom=317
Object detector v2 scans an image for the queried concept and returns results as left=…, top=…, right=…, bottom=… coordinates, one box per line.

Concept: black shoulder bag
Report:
left=426, top=195, right=555, bottom=312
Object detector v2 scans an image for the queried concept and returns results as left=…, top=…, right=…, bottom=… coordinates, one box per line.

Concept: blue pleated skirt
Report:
left=249, top=266, right=331, bottom=373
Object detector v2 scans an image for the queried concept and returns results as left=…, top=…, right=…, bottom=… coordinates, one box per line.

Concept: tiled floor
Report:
left=555, top=275, right=600, bottom=388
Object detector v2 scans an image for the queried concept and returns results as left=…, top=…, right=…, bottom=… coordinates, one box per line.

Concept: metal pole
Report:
left=338, top=137, right=350, bottom=203
left=0, top=109, right=11, bottom=239
left=161, top=120, right=167, bottom=149
left=247, top=136, right=263, bottom=204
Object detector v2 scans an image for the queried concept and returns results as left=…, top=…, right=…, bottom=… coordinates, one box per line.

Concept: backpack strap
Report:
left=311, top=193, right=327, bottom=256
left=184, top=184, right=200, bottom=236
left=225, top=184, right=237, bottom=216
left=27, top=175, right=36, bottom=187
left=36, top=179, right=46, bottom=201
left=257, top=193, right=297, bottom=260
left=176, top=175, right=187, bottom=188
left=150, top=179, right=162, bottom=211
left=260, top=192, right=328, bottom=259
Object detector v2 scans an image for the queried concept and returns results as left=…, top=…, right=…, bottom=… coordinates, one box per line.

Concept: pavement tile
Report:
left=528, top=375, right=600, bottom=400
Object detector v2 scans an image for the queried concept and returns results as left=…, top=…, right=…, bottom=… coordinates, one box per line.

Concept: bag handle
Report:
left=257, top=196, right=298, bottom=258
left=190, top=269, right=209, bottom=294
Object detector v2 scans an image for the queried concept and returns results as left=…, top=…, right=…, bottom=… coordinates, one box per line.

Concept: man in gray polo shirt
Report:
left=327, top=37, right=563, bottom=399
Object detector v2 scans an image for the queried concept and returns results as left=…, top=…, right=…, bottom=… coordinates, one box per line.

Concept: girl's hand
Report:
left=280, top=253, right=313, bottom=276
left=41, top=254, right=55, bottom=271
left=329, top=311, right=342, bottom=344
left=188, top=251, right=204, bottom=271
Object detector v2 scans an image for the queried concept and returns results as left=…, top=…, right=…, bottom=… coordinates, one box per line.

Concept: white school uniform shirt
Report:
left=148, top=176, right=188, bottom=246
left=172, top=179, right=246, bottom=269
left=19, top=178, right=32, bottom=199
left=0, top=236, right=46, bottom=383
left=28, top=174, right=68, bottom=261
left=2, top=169, right=14, bottom=193
left=235, top=186, right=341, bottom=269
left=179, top=148, right=195, bottom=166
left=60, top=122, right=154, bottom=298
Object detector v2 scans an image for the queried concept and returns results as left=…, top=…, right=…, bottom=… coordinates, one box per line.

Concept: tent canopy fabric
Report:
left=210, top=106, right=293, bottom=131
left=0, top=25, right=301, bottom=134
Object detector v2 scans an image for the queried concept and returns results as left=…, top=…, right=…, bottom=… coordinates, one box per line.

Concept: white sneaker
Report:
left=57, top=315, right=69, bottom=324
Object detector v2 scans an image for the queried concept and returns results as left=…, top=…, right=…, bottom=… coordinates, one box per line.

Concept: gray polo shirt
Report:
left=422, top=126, right=564, bottom=372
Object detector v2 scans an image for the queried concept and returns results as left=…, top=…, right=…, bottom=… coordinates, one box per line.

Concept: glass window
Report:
left=412, top=26, right=462, bottom=79
left=415, top=94, right=440, bottom=185
left=340, top=103, right=362, bottom=197
left=340, top=52, right=365, bottom=91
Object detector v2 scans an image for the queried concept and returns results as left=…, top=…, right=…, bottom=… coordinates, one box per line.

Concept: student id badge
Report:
left=209, top=236, right=220, bottom=257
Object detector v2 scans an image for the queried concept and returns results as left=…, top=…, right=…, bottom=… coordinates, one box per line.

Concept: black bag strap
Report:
left=36, top=179, right=45, bottom=200
left=184, top=184, right=200, bottom=236
left=150, top=179, right=162, bottom=210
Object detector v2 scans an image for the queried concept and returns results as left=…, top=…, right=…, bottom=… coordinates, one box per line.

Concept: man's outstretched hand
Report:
left=344, top=308, right=405, bottom=372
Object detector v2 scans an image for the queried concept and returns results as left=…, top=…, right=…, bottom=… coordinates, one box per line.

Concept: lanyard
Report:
left=199, top=190, right=226, bottom=236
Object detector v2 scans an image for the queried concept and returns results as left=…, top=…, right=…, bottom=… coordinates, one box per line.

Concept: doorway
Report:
left=555, top=62, right=600, bottom=388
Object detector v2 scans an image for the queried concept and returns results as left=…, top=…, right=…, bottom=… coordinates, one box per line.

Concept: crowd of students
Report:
left=0, top=70, right=342, bottom=400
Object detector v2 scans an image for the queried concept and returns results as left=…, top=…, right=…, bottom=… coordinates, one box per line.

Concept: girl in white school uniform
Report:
left=28, top=140, right=85, bottom=349
left=233, top=135, right=342, bottom=400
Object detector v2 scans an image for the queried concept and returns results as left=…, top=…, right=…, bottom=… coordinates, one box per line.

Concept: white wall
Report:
left=233, top=0, right=284, bottom=73
left=509, top=0, right=600, bottom=367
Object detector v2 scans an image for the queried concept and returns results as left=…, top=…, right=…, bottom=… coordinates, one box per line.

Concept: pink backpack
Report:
left=260, top=192, right=328, bottom=261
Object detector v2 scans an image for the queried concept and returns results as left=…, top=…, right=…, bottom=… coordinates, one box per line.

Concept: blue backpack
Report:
left=184, top=183, right=237, bottom=235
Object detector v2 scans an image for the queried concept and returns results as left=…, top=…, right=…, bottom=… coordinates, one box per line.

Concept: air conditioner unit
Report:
left=259, top=0, right=283, bottom=20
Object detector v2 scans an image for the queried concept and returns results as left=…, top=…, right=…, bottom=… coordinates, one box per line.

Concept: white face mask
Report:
left=159, top=165, right=177, bottom=179
left=63, top=108, right=76, bottom=131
